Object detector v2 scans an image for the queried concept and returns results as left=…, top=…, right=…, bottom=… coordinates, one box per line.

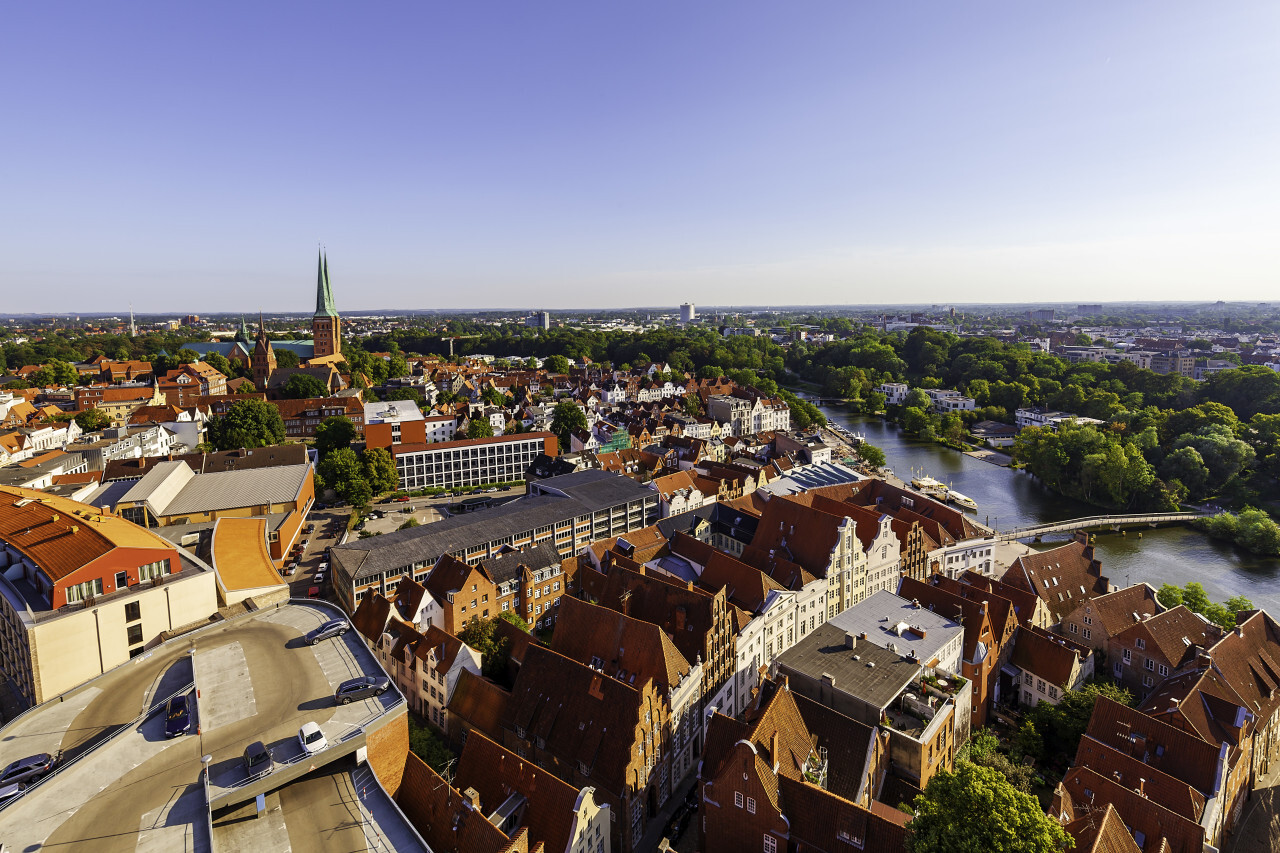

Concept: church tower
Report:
left=252, top=314, right=277, bottom=389
left=312, top=250, right=341, bottom=359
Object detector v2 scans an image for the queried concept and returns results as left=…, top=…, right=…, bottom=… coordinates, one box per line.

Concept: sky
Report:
left=2, top=2, right=1277, bottom=313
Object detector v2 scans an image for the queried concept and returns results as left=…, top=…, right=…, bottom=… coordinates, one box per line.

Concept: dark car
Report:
left=304, top=618, right=349, bottom=645
left=307, top=585, right=321, bottom=599
left=0, top=752, right=58, bottom=787
left=335, top=675, right=392, bottom=705
left=164, top=694, right=192, bottom=738
left=242, top=741, right=273, bottom=775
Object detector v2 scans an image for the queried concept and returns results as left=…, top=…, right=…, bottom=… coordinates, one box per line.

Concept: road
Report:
left=0, top=604, right=400, bottom=853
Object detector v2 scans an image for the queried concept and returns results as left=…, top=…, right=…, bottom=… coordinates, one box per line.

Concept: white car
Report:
left=298, top=722, right=328, bottom=755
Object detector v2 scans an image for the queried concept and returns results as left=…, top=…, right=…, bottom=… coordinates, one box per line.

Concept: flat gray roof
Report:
left=777, top=622, right=921, bottom=710
left=827, top=590, right=963, bottom=662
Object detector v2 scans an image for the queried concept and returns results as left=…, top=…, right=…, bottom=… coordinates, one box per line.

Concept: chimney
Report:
left=771, top=729, right=779, bottom=764
left=845, top=632, right=857, bottom=650
left=1136, top=778, right=1146, bottom=798
left=462, top=787, right=481, bottom=810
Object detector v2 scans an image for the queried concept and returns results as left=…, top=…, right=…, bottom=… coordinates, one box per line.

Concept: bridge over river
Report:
left=995, top=511, right=1208, bottom=542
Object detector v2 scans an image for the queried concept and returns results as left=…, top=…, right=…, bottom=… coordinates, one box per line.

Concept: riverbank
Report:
left=812, top=403, right=1280, bottom=615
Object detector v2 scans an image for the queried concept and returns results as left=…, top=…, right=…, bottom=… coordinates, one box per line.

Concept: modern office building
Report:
left=391, top=432, right=558, bottom=491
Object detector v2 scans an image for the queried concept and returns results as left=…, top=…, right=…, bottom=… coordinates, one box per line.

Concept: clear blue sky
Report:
left=2, top=2, right=1277, bottom=313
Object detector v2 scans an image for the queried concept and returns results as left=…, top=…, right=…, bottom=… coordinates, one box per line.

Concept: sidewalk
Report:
left=636, top=775, right=699, bottom=853
left=1226, top=765, right=1280, bottom=852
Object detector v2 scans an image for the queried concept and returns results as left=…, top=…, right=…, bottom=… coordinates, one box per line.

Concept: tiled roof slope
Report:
left=551, top=596, right=692, bottom=690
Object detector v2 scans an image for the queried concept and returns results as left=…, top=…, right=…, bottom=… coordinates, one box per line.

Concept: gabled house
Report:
left=1060, top=582, right=1163, bottom=651
left=1108, top=605, right=1222, bottom=698
left=1010, top=623, right=1093, bottom=708
left=999, top=535, right=1111, bottom=625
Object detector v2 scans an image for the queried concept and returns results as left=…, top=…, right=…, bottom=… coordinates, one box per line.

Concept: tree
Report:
left=32, top=359, right=78, bottom=387
left=903, top=388, right=932, bottom=410
left=544, top=354, right=570, bottom=375
left=397, top=517, right=420, bottom=531
left=362, top=447, right=398, bottom=496
left=73, top=408, right=112, bottom=432
left=281, top=373, right=329, bottom=399
left=408, top=715, right=456, bottom=774
left=907, top=762, right=1071, bottom=853
left=497, top=609, right=531, bottom=633
left=1020, top=681, right=1132, bottom=766
left=458, top=617, right=517, bottom=679
left=274, top=349, right=301, bottom=369
left=314, top=416, right=356, bottom=456
left=206, top=399, right=286, bottom=450
left=551, top=401, right=587, bottom=449
left=467, top=418, right=495, bottom=439
left=203, top=351, right=232, bottom=377
left=697, top=364, right=724, bottom=381
left=319, top=448, right=363, bottom=499
left=858, top=443, right=887, bottom=468
left=1156, top=583, right=1184, bottom=609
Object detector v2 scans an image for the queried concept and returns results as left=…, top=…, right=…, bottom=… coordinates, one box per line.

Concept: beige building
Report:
left=209, top=517, right=287, bottom=607
left=0, top=486, right=218, bottom=709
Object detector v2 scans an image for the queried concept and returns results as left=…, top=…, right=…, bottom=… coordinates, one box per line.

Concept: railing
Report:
left=0, top=680, right=194, bottom=813
left=995, top=511, right=1206, bottom=542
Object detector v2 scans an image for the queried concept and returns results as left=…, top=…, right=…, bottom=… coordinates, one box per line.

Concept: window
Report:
left=126, top=624, right=143, bottom=646
left=1159, top=664, right=1169, bottom=676
left=115, top=570, right=129, bottom=590
left=124, top=601, right=141, bottom=622
left=1069, top=623, right=1078, bottom=634
left=1083, top=629, right=1091, bottom=640
left=65, top=578, right=104, bottom=604
left=1136, top=638, right=1146, bottom=650
left=1122, top=649, right=1132, bottom=664
left=764, top=836, right=777, bottom=853
left=734, top=791, right=744, bottom=809
left=1143, top=675, right=1154, bottom=687
left=1144, top=658, right=1155, bottom=672
left=138, top=560, right=170, bottom=582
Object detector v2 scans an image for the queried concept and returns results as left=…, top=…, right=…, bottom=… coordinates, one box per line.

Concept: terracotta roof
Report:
left=504, top=644, right=644, bottom=798
left=1073, top=735, right=1206, bottom=821
left=1057, top=767, right=1204, bottom=853
left=0, top=485, right=178, bottom=583
left=739, top=543, right=816, bottom=590
left=1204, top=609, right=1280, bottom=724
left=789, top=691, right=878, bottom=803
left=1001, top=539, right=1110, bottom=622
left=1062, top=802, right=1142, bottom=853
left=776, top=775, right=909, bottom=853
left=1081, top=584, right=1164, bottom=637
left=901, top=575, right=997, bottom=666
left=588, top=562, right=719, bottom=672
left=699, top=550, right=786, bottom=614
left=395, top=751, right=515, bottom=853
left=210, top=517, right=285, bottom=593
left=453, top=731, right=582, bottom=853
left=1138, top=665, right=1251, bottom=750
left=1111, top=605, right=1220, bottom=669
left=750, top=495, right=846, bottom=577
left=1085, top=697, right=1221, bottom=796
left=552, top=596, right=691, bottom=690
left=1011, top=623, right=1088, bottom=689
left=958, top=570, right=1043, bottom=626
left=447, top=670, right=512, bottom=743
left=351, top=586, right=394, bottom=642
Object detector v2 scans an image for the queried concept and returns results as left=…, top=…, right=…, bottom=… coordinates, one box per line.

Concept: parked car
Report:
left=335, top=675, right=391, bottom=704
left=242, top=741, right=273, bottom=775
left=0, top=753, right=58, bottom=787
left=314, top=571, right=326, bottom=584
left=484, top=487, right=499, bottom=493
left=0, top=781, right=25, bottom=806
left=304, top=618, right=348, bottom=644
left=165, top=694, right=192, bottom=738
left=394, top=495, right=410, bottom=502
left=307, top=586, right=321, bottom=599
left=298, top=722, right=328, bottom=754
left=303, top=523, right=315, bottom=534
left=283, top=565, right=296, bottom=577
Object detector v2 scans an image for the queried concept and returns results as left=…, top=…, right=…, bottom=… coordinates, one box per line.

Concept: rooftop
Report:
left=826, top=589, right=964, bottom=664
left=776, top=622, right=931, bottom=714
left=364, top=400, right=424, bottom=425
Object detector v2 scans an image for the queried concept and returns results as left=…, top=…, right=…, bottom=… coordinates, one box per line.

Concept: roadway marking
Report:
left=259, top=607, right=324, bottom=633
left=312, top=637, right=365, bottom=688
left=193, top=642, right=256, bottom=731
left=214, top=791, right=292, bottom=853
left=136, top=782, right=203, bottom=853
left=0, top=685, right=99, bottom=760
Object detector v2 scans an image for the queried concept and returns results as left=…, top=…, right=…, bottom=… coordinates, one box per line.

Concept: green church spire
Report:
left=315, top=248, right=338, bottom=318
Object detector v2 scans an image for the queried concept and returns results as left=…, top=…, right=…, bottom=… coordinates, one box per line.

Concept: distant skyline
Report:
left=2, top=2, right=1277, bottom=312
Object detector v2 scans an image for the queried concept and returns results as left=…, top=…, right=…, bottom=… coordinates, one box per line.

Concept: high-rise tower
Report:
left=312, top=250, right=341, bottom=359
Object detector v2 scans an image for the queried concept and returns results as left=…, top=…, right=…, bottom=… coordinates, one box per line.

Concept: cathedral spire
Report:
left=315, top=248, right=338, bottom=318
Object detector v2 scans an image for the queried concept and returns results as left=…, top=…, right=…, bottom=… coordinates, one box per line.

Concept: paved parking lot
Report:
left=0, top=602, right=404, bottom=853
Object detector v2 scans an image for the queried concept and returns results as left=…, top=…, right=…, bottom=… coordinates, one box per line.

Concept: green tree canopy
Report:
left=907, top=762, right=1072, bottom=853
left=362, top=447, right=398, bottom=496
left=314, top=416, right=356, bottom=456
left=550, top=401, right=587, bottom=449
left=207, top=399, right=286, bottom=450
left=467, top=418, right=495, bottom=439
left=274, top=349, right=301, bottom=369
left=73, top=408, right=112, bottom=432
left=32, top=359, right=79, bottom=387
left=281, top=373, right=330, bottom=399
left=544, top=354, right=570, bottom=374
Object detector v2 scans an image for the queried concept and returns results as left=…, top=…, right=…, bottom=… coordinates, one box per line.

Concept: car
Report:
left=441, top=492, right=453, bottom=499
left=395, top=495, right=411, bottom=502
left=314, top=572, right=326, bottom=584
left=307, top=586, right=321, bottom=599
left=283, top=566, right=296, bottom=577
left=484, top=487, right=499, bottom=493
left=0, top=753, right=58, bottom=788
left=298, top=721, right=328, bottom=754
left=164, top=694, right=192, bottom=738
left=0, top=781, right=25, bottom=807
left=317, top=561, right=329, bottom=571
left=334, top=675, right=391, bottom=704
left=469, top=488, right=482, bottom=495
left=242, top=741, right=273, bottom=775
left=303, top=523, right=315, bottom=533
left=304, top=618, right=348, bottom=644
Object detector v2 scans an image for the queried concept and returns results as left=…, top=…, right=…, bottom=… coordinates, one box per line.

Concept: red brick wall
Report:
left=366, top=711, right=409, bottom=796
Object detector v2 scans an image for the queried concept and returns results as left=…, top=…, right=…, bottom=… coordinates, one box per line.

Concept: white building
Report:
left=877, top=382, right=910, bottom=406
left=680, top=303, right=696, bottom=323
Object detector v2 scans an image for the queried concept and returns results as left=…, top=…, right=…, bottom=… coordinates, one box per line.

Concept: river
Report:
left=815, top=404, right=1280, bottom=614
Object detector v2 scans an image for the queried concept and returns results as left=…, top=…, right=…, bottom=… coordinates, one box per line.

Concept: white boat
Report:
left=947, top=490, right=978, bottom=512
left=909, top=471, right=948, bottom=499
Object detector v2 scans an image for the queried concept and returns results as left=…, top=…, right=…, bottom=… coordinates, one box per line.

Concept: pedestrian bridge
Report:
left=996, top=511, right=1207, bottom=542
